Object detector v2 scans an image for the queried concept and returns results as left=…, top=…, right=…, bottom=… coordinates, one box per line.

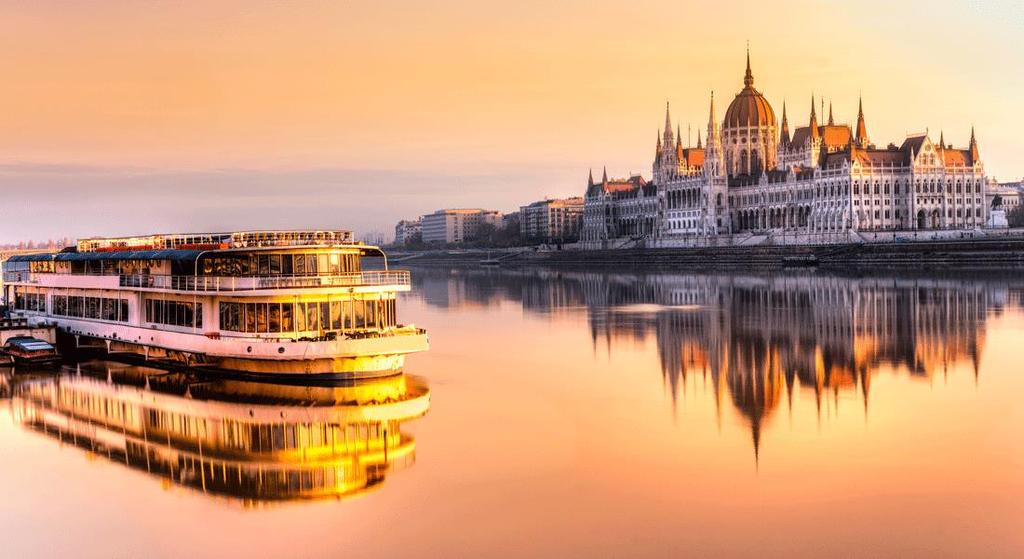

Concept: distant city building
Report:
left=520, top=197, right=584, bottom=243
left=393, top=219, right=422, bottom=245
left=421, top=209, right=502, bottom=244
left=582, top=49, right=993, bottom=248
left=502, top=211, right=520, bottom=230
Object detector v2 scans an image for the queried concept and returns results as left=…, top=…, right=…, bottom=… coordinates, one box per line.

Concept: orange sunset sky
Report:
left=1, top=1, right=1021, bottom=242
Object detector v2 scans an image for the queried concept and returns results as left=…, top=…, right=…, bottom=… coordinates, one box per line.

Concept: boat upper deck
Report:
left=2, top=231, right=409, bottom=292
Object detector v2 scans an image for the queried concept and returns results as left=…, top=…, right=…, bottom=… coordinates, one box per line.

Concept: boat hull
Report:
left=42, top=316, right=428, bottom=378
left=0, top=351, right=62, bottom=366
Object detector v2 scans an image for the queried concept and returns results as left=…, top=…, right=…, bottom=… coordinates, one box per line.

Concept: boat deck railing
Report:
left=118, top=270, right=411, bottom=291
left=0, top=316, right=30, bottom=330
left=3, top=270, right=411, bottom=291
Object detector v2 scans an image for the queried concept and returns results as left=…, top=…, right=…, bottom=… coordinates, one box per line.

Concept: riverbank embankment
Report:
left=389, top=238, right=1024, bottom=270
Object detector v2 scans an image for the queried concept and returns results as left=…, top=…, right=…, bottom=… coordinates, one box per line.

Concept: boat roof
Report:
left=6, top=250, right=204, bottom=263
left=6, top=245, right=386, bottom=264
left=6, top=337, right=55, bottom=351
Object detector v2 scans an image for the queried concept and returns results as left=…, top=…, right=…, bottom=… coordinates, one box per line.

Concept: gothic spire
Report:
left=676, top=124, right=685, bottom=160
left=969, top=126, right=979, bottom=162
left=704, top=90, right=724, bottom=177
left=602, top=166, right=608, bottom=184
left=708, top=91, right=718, bottom=131
left=855, top=95, right=868, bottom=148
left=827, top=101, right=834, bottom=126
left=939, top=130, right=945, bottom=149
left=780, top=100, right=790, bottom=145
left=696, top=130, right=702, bottom=149
left=664, top=102, right=673, bottom=144
left=588, top=168, right=594, bottom=187
left=809, top=95, right=820, bottom=141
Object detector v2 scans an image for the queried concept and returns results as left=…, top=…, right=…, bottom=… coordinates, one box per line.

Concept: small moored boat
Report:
left=1, top=336, right=61, bottom=365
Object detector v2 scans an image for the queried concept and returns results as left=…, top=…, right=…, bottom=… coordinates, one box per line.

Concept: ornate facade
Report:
left=581, top=169, right=657, bottom=244
left=582, top=51, right=990, bottom=247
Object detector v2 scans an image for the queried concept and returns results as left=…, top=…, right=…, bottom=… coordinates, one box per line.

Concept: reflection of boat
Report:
left=0, top=367, right=12, bottom=399
left=12, top=361, right=430, bottom=505
left=1, top=336, right=61, bottom=365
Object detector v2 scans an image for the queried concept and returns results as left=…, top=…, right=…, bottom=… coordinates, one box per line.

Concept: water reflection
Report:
left=9, top=362, right=429, bottom=505
left=411, top=267, right=1021, bottom=457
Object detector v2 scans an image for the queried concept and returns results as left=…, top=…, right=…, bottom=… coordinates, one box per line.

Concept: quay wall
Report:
left=515, top=238, right=1024, bottom=270
left=391, top=235, right=1024, bottom=271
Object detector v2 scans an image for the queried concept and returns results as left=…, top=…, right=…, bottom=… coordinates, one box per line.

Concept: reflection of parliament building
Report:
left=412, top=268, right=1011, bottom=455
left=11, top=362, right=429, bottom=505
left=582, top=273, right=992, bottom=454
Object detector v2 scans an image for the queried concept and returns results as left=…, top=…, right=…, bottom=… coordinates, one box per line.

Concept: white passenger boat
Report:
left=1, top=230, right=428, bottom=377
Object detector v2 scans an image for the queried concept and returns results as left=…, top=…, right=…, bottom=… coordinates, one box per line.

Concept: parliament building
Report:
left=582, top=51, right=990, bottom=247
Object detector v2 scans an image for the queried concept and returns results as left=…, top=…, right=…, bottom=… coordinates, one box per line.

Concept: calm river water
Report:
left=2, top=267, right=1023, bottom=557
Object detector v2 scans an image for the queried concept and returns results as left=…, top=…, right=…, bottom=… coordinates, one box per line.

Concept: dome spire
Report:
left=744, top=44, right=754, bottom=88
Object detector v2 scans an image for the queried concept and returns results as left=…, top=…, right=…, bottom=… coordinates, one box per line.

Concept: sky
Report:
left=1, top=0, right=1022, bottom=243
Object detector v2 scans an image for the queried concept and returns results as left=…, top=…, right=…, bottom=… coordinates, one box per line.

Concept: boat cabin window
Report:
left=145, top=299, right=203, bottom=328
left=199, top=252, right=360, bottom=277
left=64, top=259, right=156, bottom=276
left=2, top=261, right=55, bottom=274
left=219, top=296, right=396, bottom=334
left=12, top=288, right=47, bottom=312
left=51, top=294, right=129, bottom=322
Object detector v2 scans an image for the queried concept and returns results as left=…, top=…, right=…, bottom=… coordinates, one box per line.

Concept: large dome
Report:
left=723, top=55, right=776, bottom=129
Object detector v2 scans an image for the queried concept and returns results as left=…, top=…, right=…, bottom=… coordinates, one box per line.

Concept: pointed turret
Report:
left=602, top=166, right=608, bottom=184
left=676, top=125, right=684, bottom=161
left=709, top=91, right=719, bottom=133
left=855, top=95, right=869, bottom=148
left=827, top=101, right=834, bottom=126
left=663, top=103, right=674, bottom=145
left=939, top=130, right=945, bottom=149
left=808, top=95, right=820, bottom=142
left=704, top=90, right=724, bottom=177
left=588, top=168, right=594, bottom=187
left=696, top=130, right=702, bottom=149
left=969, top=126, right=980, bottom=163
left=655, top=130, right=662, bottom=162
left=780, top=100, right=790, bottom=145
